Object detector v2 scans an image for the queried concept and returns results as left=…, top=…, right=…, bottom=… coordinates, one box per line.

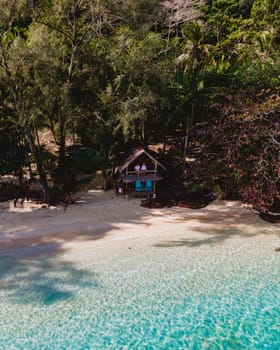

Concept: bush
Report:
left=66, top=146, right=106, bottom=174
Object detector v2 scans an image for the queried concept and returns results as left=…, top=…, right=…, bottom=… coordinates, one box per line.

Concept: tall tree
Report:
left=107, top=26, right=175, bottom=146
left=28, top=0, right=116, bottom=191
left=0, top=0, right=51, bottom=201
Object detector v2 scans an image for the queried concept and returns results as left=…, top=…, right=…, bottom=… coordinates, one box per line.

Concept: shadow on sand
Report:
left=1, top=193, right=279, bottom=305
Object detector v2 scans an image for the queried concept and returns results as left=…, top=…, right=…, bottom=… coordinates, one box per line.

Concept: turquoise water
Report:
left=0, top=232, right=279, bottom=349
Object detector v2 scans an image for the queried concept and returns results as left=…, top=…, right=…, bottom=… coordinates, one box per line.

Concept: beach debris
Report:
left=141, top=198, right=166, bottom=209
left=259, top=212, right=280, bottom=224
left=63, top=193, right=76, bottom=212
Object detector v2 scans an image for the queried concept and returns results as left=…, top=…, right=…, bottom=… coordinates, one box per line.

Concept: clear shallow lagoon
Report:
left=0, top=230, right=279, bottom=349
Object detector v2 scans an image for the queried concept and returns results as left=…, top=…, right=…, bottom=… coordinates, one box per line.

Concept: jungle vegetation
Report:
left=0, top=0, right=279, bottom=212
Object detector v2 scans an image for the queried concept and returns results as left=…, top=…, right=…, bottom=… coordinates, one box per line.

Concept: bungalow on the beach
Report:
left=115, top=148, right=167, bottom=197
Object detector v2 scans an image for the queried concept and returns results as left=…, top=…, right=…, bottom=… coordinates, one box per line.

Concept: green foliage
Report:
left=66, top=146, right=106, bottom=174
left=119, top=0, right=162, bottom=33
left=0, top=0, right=278, bottom=207
left=0, top=116, right=27, bottom=175
left=107, top=26, right=174, bottom=143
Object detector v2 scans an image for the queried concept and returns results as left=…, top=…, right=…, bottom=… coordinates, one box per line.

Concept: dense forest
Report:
left=0, top=0, right=279, bottom=213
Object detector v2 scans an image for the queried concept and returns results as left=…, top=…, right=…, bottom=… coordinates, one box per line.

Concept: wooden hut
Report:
left=115, top=148, right=167, bottom=197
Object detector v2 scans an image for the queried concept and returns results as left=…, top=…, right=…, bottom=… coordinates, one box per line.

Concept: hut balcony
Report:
left=120, top=170, right=163, bottom=184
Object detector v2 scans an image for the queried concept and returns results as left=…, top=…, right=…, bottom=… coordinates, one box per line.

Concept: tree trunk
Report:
left=55, top=131, right=67, bottom=192
left=24, top=126, right=51, bottom=203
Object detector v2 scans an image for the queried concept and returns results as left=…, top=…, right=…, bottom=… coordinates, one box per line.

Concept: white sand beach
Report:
left=1, top=189, right=279, bottom=255
left=1, top=190, right=280, bottom=350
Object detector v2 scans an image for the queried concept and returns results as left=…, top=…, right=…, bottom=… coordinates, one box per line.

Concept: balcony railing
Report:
left=120, top=171, right=162, bottom=183
left=126, top=170, right=156, bottom=175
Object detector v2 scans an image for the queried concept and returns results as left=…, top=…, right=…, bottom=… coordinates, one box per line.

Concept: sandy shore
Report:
left=0, top=190, right=279, bottom=255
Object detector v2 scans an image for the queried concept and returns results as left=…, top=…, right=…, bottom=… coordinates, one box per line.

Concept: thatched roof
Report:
left=115, top=148, right=167, bottom=173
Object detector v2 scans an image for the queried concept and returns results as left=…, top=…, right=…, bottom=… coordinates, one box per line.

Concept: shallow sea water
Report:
left=0, top=227, right=280, bottom=349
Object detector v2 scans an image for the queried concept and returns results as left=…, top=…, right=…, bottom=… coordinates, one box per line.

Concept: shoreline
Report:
left=1, top=190, right=279, bottom=256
